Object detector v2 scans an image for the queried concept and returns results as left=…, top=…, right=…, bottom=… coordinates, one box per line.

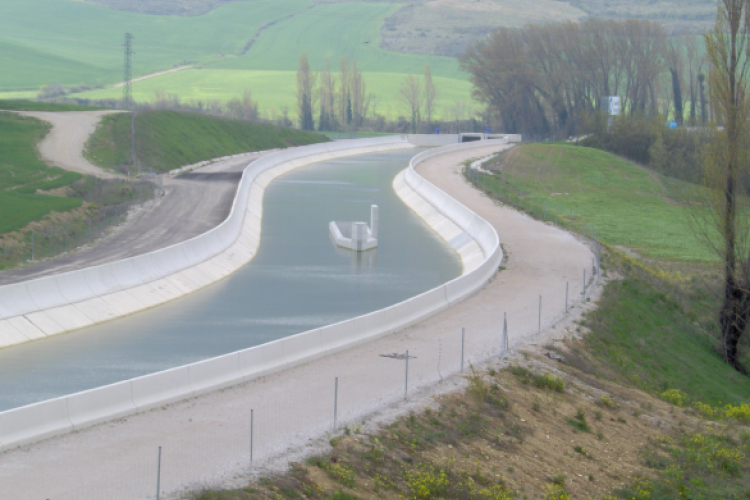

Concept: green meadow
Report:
left=0, top=0, right=310, bottom=89
left=482, top=143, right=715, bottom=262
left=73, top=69, right=474, bottom=120
left=0, top=0, right=471, bottom=112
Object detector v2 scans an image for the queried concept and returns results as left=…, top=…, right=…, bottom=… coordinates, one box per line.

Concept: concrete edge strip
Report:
left=0, top=136, right=507, bottom=452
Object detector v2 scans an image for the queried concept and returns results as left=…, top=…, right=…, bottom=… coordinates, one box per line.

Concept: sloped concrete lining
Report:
left=0, top=137, right=508, bottom=451
left=0, top=137, right=414, bottom=350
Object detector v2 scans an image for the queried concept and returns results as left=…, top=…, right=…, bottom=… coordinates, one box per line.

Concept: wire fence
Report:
left=9, top=246, right=601, bottom=500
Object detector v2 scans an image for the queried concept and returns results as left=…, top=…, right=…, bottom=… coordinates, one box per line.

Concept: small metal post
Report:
left=565, top=282, right=569, bottom=312
left=461, top=328, right=465, bottom=372
left=88, top=219, right=91, bottom=244
left=538, top=295, right=542, bottom=332
left=31, top=231, right=34, bottom=261
left=156, top=446, right=162, bottom=500
left=502, top=313, right=508, bottom=355
left=333, top=377, right=338, bottom=429
left=65, top=224, right=69, bottom=253
left=583, top=269, right=586, bottom=298
left=404, top=350, right=409, bottom=400
left=250, top=409, right=254, bottom=466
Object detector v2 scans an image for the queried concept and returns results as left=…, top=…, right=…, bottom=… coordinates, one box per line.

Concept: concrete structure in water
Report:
left=329, top=205, right=379, bottom=252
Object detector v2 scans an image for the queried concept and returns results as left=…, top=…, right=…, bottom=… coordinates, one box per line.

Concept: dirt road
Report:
left=0, top=153, right=269, bottom=285
left=0, top=144, right=597, bottom=499
left=17, top=110, right=125, bottom=179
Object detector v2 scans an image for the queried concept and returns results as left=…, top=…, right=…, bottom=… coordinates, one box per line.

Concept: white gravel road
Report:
left=18, top=110, right=125, bottom=178
left=0, top=144, right=596, bottom=500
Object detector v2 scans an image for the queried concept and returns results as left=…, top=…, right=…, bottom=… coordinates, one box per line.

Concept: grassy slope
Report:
left=85, top=110, right=329, bottom=172
left=72, top=69, right=474, bottom=120
left=486, top=143, right=714, bottom=262
left=0, top=0, right=309, bottom=89
left=473, top=142, right=750, bottom=406
left=0, top=112, right=82, bottom=233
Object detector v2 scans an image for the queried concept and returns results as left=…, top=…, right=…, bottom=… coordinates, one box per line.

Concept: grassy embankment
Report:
left=84, top=110, right=328, bottom=173
left=196, top=142, right=750, bottom=500
left=0, top=104, right=327, bottom=269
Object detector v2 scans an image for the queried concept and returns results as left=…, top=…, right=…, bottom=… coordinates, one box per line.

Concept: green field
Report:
left=72, top=69, right=474, bottom=120
left=206, top=2, right=461, bottom=78
left=480, top=143, right=714, bottom=262
left=86, top=110, right=328, bottom=172
left=0, top=112, right=83, bottom=233
left=0, top=0, right=310, bottom=90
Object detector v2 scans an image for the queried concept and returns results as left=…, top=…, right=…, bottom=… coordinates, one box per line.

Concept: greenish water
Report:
left=0, top=148, right=462, bottom=411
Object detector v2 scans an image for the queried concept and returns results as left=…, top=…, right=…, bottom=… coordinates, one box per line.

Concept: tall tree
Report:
left=423, top=63, right=438, bottom=132
left=318, top=58, right=337, bottom=131
left=338, top=56, right=351, bottom=129
left=703, top=0, right=750, bottom=373
left=297, top=52, right=317, bottom=131
left=351, top=61, right=366, bottom=131
left=399, top=74, right=423, bottom=134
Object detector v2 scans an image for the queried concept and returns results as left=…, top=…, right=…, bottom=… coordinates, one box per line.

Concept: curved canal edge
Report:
left=0, top=136, right=509, bottom=452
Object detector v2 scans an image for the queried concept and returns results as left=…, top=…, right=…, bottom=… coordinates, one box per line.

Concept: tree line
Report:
left=460, top=18, right=709, bottom=139
left=296, top=52, right=441, bottom=134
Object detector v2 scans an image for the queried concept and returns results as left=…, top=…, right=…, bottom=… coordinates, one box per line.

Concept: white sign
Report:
left=608, top=96, right=621, bottom=116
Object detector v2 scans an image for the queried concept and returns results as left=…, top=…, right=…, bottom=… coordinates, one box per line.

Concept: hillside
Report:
left=192, top=142, right=750, bottom=500
left=478, top=143, right=713, bottom=263
left=85, top=109, right=328, bottom=173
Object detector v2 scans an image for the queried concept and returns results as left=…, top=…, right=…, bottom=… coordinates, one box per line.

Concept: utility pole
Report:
left=123, top=33, right=134, bottom=110
left=123, top=33, right=138, bottom=175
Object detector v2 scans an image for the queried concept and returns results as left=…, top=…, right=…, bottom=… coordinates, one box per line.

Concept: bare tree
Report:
left=423, top=63, right=438, bottom=132
left=318, top=58, right=337, bottom=131
left=351, top=61, right=366, bottom=132
left=297, top=52, right=317, bottom=130
left=399, top=74, right=423, bottom=134
left=702, top=0, right=750, bottom=373
left=339, top=56, right=351, bottom=129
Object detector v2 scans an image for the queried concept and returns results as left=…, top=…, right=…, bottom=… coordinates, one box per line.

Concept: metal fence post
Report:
left=250, top=409, right=254, bottom=466
left=65, top=224, right=69, bottom=253
left=404, top=350, right=409, bottom=400
left=583, top=269, right=586, bottom=298
left=565, top=282, right=569, bottom=312
left=88, top=219, right=91, bottom=244
left=31, top=231, right=34, bottom=261
left=333, top=377, right=338, bottom=429
left=538, top=295, right=542, bottom=332
left=461, top=328, right=465, bottom=372
left=502, top=313, right=508, bottom=355
left=156, top=446, right=162, bottom=500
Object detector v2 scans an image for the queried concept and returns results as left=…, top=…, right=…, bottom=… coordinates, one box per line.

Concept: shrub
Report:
left=724, top=403, right=750, bottom=423
left=404, top=464, right=449, bottom=500
left=660, top=389, right=687, bottom=407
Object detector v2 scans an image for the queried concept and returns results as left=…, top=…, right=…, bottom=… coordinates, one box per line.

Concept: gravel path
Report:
left=0, top=144, right=596, bottom=500
left=17, top=110, right=126, bottom=179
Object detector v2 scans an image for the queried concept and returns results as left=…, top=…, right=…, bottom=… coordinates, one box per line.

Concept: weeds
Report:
left=509, top=366, right=564, bottom=392
left=567, top=409, right=590, bottom=432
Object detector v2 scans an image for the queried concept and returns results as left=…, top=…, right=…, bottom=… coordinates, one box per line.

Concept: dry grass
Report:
left=190, top=354, right=741, bottom=500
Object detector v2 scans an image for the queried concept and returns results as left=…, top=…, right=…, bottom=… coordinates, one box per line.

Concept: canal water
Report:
left=0, top=148, right=462, bottom=411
